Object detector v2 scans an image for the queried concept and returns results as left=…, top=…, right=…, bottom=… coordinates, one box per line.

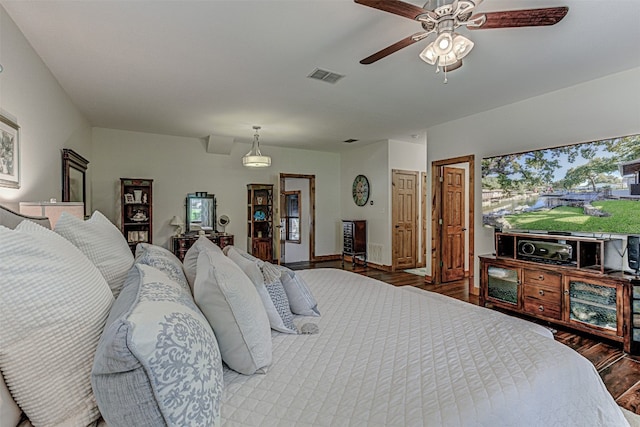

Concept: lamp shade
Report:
left=243, top=126, right=271, bottom=168
left=170, top=215, right=184, bottom=226
left=19, top=201, right=84, bottom=228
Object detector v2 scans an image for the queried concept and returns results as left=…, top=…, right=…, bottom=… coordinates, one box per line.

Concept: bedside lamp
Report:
left=170, top=215, right=185, bottom=236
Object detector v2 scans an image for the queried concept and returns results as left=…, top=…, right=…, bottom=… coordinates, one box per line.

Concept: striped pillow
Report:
left=55, top=210, right=134, bottom=297
left=0, top=221, right=113, bottom=426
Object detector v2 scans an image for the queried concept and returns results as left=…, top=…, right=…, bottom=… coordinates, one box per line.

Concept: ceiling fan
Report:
left=355, top=0, right=568, bottom=79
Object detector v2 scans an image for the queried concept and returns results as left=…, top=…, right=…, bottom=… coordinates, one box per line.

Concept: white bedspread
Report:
left=221, top=269, right=627, bottom=426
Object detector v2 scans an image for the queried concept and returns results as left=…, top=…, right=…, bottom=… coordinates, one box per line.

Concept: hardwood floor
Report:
left=285, top=260, right=640, bottom=414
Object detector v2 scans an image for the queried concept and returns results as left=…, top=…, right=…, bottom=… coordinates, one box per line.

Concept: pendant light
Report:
left=242, top=125, right=271, bottom=168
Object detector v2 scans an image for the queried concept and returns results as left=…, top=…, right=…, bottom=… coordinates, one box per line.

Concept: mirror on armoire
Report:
left=186, top=192, right=216, bottom=234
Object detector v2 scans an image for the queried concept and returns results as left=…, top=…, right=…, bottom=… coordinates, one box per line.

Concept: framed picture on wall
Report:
left=0, top=114, right=20, bottom=189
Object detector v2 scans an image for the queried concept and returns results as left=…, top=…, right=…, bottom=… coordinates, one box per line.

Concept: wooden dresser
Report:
left=342, top=220, right=366, bottom=267
left=171, top=233, right=234, bottom=261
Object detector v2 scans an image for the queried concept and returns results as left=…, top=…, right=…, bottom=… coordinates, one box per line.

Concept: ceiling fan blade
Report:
left=360, top=33, right=424, bottom=64
left=354, top=0, right=429, bottom=20
left=468, top=6, right=569, bottom=30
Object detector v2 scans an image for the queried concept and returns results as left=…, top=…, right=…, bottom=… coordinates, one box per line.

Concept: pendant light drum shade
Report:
left=243, top=126, right=271, bottom=168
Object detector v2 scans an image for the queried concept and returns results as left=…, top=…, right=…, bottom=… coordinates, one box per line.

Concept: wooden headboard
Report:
left=0, top=204, right=51, bottom=229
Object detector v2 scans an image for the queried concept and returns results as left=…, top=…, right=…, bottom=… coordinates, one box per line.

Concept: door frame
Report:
left=430, top=155, right=475, bottom=293
left=279, top=173, right=316, bottom=262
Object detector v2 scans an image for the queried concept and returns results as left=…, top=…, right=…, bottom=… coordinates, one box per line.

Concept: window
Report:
left=284, top=191, right=300, bottom=243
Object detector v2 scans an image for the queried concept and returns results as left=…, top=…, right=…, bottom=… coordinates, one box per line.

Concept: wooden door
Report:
left=441, top=166, right=465, bottom=282
left=392, top=169, right=418, bottom=270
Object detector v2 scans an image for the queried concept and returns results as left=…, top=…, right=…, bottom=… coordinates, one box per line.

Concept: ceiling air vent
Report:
left=307, top=68, right=345, bottom=84
left=343, top=138, right=359, bottom=144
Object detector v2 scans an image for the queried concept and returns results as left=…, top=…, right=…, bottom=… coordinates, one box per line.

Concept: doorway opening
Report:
left=279, top=173, right=316, bottom=263
left=431, top=155, right=475, bottom=294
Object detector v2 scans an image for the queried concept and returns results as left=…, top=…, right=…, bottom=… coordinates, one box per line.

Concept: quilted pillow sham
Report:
left=55, top=210, right=134, bottom=297
left=92, top=264, right=223, bottom=427
left=0, top=221, right=113, bottom=427
left=194, top=247, right=272, bottom=375
left=135, top=242, right=189, bottom=291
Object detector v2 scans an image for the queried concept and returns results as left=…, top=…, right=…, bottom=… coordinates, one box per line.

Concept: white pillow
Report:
left=0, top=371, right=21, bottom=427
left=55, top=210, right=133, bottom=297
left=183, top=236, right=222, bottom=289
left=0, top=221, right=114, bottom=426
left=194, top=247, right=272, bottom=375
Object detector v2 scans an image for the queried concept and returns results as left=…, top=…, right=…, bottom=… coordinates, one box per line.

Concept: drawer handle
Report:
left=539, top=289, right=545, bottom=296
left=538, top=275, right=544, bottom=280
left=538, top=305, right=544, bottom=312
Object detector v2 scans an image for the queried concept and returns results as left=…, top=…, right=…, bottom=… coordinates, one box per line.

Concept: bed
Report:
left=0, top=204, right=634, bottom=426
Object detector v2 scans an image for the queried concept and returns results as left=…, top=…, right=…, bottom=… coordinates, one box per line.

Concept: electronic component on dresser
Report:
left=517, top=240, right=573, bottom=261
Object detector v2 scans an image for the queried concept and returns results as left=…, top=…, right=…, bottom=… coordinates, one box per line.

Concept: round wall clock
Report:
left=352, top=174, right=370, bottom=206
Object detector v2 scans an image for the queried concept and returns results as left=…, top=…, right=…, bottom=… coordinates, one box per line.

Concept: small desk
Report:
left=171, top=233, right=234, bottom=261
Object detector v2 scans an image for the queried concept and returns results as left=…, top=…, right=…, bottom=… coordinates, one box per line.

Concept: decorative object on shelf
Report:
left=218, top=214, right=230, bottom=234
left=242, top=125, right=271, bottom=168
left=170, top=215, right=185, bottom=236
left=253, top=210, right=266, bottom=221
left=131, top=210, right=148, bottom=222
left=61, top=148, right=89, bottom=216
left=19, top=201, right=84, bottom=228
left=354, top=0, right=568, bottom=83
left=352, top=174, right=370, bottom=206
left=133, top=189, right=143, bottom=203
left=0, top=113, right=20, bottom=189
left=124, top=193, right=135, bottom=204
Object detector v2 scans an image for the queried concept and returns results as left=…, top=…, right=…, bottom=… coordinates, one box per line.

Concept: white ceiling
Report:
left=2, top=0, right=639, bottom=152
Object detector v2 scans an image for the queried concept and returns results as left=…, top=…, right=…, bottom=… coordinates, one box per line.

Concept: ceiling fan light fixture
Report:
left=451, top=33, right=474, bottom=59
left=419, top=43, right=438, bottom=65
left=433, top=31, right=453, bottom=56
left=242, top=126, right=271, bottom=168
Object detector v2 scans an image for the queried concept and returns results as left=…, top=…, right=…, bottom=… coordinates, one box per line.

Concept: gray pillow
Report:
left=277, top=265, right=321, bottom=316
left=92, top=264, right=223, bottom=427
left=261, top=262, right=297, bottom=334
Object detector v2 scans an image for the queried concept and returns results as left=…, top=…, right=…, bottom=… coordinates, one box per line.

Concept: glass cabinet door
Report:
left=486, top=265, right=520, bottom=306
left=567, top=279, right=617, bottom=332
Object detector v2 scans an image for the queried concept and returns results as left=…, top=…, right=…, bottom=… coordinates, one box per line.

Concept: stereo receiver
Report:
left=517, top=240, right=573, bottom=262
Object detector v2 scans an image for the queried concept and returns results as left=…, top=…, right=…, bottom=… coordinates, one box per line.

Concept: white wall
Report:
left=0, top=7, right=92, bottom=211
left=91, top=127, right=342, bottom=254
left=426, top=67, right=640, bottom=287
left=341, top=139, right=426, bottom=267
left=283, top=177, right=310, bottom=263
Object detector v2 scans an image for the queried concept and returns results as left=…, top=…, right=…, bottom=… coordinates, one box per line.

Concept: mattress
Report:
left=221, top=268, right=627, bottom=426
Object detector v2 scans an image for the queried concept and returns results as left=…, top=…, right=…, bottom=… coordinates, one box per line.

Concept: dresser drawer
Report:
left=523, top=283, right=562, bottom=319
left=523, top=269, right=561, bottom=289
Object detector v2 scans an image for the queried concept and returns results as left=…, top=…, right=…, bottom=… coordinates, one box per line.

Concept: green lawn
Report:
left=504, top=200, right=640, bottom=234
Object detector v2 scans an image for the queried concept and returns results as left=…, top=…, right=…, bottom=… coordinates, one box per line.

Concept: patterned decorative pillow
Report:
left=92, top=264, right=223, bottom=427
left=226, top=249, right=296, bottom=334
left=55, top=210, right=134, bottom=297
left=194, top=247, right=272, bottom=375
left=135, top=242, right=189, bottom=291
left=183, top=236, right=223, bottom=289
left=0, top=221, right=113, bottom=426
left=277, top=265, right=321, bottom=316
left=261, top=262, right=297, bottom=334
